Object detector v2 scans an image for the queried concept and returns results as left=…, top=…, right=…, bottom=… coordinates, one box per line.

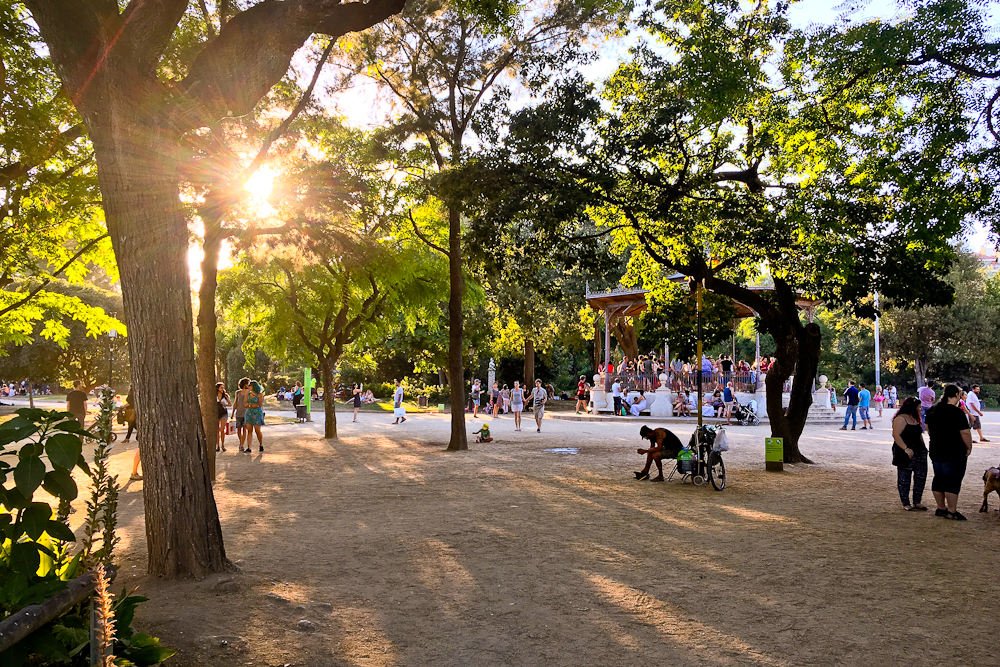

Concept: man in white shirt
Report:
left=531, top=380, right=547, bottom=432
left=968, top=386, right=989, bottom=442
left=611, top=378, right=623, bottom=416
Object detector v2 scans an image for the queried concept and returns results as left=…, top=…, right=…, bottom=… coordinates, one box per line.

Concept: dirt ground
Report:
left=89, top=408, right=1000, bottom=667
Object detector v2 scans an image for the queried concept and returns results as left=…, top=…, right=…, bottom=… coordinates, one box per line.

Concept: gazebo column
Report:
left=604, top=308, right=611, bottom=392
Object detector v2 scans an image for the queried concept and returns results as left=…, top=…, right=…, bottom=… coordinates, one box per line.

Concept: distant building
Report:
left=974, top=246, right=999, bottom=277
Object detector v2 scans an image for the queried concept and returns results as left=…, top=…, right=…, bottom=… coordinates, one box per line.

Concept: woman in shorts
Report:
left=926, top=384, right=973, bottom=520
left=510, top=381, right=525, bottom=432
left=244, top=380, right=265, bottom=453
left=575, top=375, right=588, bottom=414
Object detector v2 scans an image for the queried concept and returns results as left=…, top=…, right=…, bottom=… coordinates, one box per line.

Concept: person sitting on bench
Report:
left=635, top=425, right=684, bottom=482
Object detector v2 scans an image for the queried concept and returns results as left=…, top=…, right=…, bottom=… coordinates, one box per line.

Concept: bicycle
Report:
left=667, top=424, right=726, bottom=491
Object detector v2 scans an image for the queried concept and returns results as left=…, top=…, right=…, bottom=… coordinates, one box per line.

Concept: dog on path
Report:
left=980, top=467, right=1000, bottom=513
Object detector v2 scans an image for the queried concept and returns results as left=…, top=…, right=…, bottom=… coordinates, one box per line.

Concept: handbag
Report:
left=891, top=444, right=911, bottom=467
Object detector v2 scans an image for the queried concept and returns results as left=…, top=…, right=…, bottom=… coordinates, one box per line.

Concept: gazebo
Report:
left=585, top=283, right=649, bottom=390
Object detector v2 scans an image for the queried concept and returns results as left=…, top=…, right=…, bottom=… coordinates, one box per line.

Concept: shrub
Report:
left=979, top=384, right=1000, bottom=408
left=0, top=389, right=175, bottom=666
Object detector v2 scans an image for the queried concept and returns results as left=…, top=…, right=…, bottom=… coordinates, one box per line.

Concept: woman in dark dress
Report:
left=352, top=383, right=362, bottom=422
left=926, top=384, right=973, bottom=520
left=891, top=397, right=928, bottom=511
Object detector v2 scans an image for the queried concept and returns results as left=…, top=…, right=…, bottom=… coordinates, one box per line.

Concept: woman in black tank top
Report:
left=892, top=397, right=928, bottom=511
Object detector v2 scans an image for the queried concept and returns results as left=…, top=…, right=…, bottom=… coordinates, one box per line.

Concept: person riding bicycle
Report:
left=635, top=425, right=684, bottom=482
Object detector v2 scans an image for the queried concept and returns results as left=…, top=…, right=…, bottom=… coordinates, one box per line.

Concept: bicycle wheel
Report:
left=709, top=452, right=726, bottom=491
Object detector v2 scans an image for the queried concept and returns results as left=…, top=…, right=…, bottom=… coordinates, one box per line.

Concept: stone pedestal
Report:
left=590, top=373, right=609, bottom=412
left=814, top=375, right=831, bottom=409
left=650, top=373, right=672, bottom=417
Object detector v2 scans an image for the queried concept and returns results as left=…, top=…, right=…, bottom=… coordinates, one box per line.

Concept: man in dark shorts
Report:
left=635, top=425, right=684, bottom=482
left=66, top=381, right=88, bottom=428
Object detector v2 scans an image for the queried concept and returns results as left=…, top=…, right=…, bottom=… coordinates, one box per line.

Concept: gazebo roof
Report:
left=585, top=284, right=649, bottom=317
left=664, top=273, right=823, bottom=319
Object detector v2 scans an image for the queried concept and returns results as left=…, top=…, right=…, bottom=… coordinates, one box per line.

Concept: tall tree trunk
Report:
left=322, top=356, right=338, bottom=439
left=764, top=317, right=820, bottom=464
left=446, top=205, right=468, bottom=451
left=610, top=317, right=640, bottom=359
left=524, top=338, right=535, bottom=388
left=914, top=357, right=929, bottom=389
left=197, top=215, right=223, bottom=480
left=90, top=120, right=229, bottom=577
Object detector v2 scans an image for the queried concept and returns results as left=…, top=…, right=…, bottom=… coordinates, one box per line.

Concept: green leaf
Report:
left=20, top=502, right=52, bottom=540
left=124, top=633, right=178, bottom=666
left=14, top=456, right=46, bottom=495
left=45, top=432, right=82, bottom=470
left=10, top=540, right=41, bottom=575
left=41, top=467, right=78, bottom=501
left=17, top=441, right=43, bottom=460
left=76, top=452, right=91, bottom=476
left=22, top=627, right=71, bottom=661
left=52, top=417, right=87, bottom=434
left=3, top=485, right=29, bottom=510
left=58, top=551, right=82, bottom=581
left=114, top=592, right=149, bottom=640
left=0, top=416, right=39, bottom=446
left=51, top=621, right=89, bottom=648
left=46, top=519, right=76, bottom=542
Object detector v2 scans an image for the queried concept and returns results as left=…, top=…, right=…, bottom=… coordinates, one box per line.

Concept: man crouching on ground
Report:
left=636, top=425, right=684, bottom=482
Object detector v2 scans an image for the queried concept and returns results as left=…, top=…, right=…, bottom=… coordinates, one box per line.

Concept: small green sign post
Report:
left=303, top=368, right=317, bottom=422
left=765, top=437, right=783, bottom=472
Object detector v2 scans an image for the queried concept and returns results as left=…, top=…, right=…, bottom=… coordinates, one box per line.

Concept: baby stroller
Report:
left=730, top=398, right=760, bottom=426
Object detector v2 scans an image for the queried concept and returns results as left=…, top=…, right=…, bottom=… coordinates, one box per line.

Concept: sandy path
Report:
left=96, top=410, right=1000, bottom=667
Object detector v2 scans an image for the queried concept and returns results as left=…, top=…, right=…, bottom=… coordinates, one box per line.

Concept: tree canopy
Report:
left=460, top=0, right=994, bottom=460
left=0, top=1, right=120, bottom=348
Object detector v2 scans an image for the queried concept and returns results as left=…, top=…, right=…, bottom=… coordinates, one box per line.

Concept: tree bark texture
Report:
left=610, top=317, right=639, bottom=359
left=322, top=357, right=338, bottom=439
left=89, top=121, right=229, bottom=576
left=524, top=339, right=535, bottom=388
left=197, top=214, right=224, bottom=480
left=914, top=357, right=929, bottom=389
left=446, top=205, right=467, bottom=451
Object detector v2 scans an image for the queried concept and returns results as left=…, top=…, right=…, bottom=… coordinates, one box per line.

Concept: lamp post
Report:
left=696, top=280, right=703, bottom=429
left=873, top=292, right=881, bottom=388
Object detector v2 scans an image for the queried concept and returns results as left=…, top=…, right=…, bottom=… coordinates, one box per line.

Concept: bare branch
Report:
left=408, top=210, right=450, bottom=257
left=175, top=0, right=405, bottom=129
left=121, top=0, right=190, bottom=75
left=238, top=39, right=336, bottom=186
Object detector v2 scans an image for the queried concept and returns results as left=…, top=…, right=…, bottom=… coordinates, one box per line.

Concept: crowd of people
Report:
left=469, top=378, right=551, bottom=432
left=1, top=380, right=54, bottom=397
left=597, top=353, right=775, bottom=394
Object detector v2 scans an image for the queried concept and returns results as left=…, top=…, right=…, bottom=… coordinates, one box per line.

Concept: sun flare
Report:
left=244, top=166, right=276, bottom=204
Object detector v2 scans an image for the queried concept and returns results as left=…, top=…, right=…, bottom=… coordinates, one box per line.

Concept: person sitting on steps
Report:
left=635, top=425, right=684, bottom=482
